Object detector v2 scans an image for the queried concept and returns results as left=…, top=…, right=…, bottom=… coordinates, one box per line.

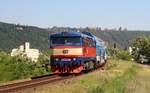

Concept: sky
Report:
left=0, top=0, right=150, bottom=30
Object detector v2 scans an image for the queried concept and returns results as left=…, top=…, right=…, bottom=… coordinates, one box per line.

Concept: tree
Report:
left=132, top=36, right=150, bottom=63
left=118, top=27, right=122, bottom=31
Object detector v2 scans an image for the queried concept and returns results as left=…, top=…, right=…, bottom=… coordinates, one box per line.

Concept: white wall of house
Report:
left=11, top=42, right=40, bottom=62
left=128, top=46, right=132, bottom=55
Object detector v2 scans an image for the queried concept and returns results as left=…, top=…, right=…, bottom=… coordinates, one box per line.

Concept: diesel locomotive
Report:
left=49, top=31, right=107, bottom=73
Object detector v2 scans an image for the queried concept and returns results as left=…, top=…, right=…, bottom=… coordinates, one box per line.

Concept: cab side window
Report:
left=83, top=37, right=96, bottom=47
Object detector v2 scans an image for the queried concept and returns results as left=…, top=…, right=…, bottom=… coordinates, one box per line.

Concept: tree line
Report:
left=0, top=22, right=150, bottom=52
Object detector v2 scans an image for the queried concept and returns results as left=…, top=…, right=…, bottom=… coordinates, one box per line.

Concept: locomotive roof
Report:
left=50, top=31, right=81, bottom=37
left=50, top=31, right=93, bottom=38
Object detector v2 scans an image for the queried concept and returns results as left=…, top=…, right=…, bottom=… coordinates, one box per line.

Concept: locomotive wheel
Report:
left=83, top=61, right=95, bottom=72
left=89, top=61, right=94, bottom=70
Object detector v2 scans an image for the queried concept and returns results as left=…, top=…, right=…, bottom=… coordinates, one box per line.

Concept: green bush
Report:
left=116, top=51, right=132, bottom=61
left=107, top=47, right=120, bottom=58
left=0, top=51, right=49, bottom=83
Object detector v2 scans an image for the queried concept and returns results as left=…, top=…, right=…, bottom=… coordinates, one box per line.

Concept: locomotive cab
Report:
left=50, top=32, right=85, bottom=73
left=49, top=31, right=106, bottom=74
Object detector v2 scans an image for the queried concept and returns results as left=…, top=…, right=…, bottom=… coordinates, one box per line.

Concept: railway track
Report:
left=0, top=64, right=106, bottom=93
left=0, top=74, right=74, bottom=93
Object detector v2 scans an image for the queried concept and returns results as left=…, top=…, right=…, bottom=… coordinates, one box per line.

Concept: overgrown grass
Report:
left=91, top=63, right=141, bottom=93
left=124, top=65, right=150, bottom=93
left=23, top=59, right=140, bottom=93
left=23, top=59, right=150, bottom=93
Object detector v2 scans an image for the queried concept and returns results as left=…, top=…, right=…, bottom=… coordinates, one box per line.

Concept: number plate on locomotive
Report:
left=61, top=58, right=71, bottom=61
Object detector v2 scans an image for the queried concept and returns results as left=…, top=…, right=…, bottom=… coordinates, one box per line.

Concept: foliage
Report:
left=0, top=22, right=49, bottom=52
left=0, top=51, right=49, bottom=83
left=0, top=22, right=150, bottom=52
left=132, top=36, right=150, bottom=63
left=116, top=50, right=132, bottom=61
left=107, top=47, right=120, bottom=57
left=108, top=46, right=132, bottom=61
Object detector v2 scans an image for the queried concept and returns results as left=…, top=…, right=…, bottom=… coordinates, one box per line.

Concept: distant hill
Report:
left=0, top=22, right=48, bottom=52
left=0, top=22, right=150, bottom=52
left=92, top=31, right=150, bottom=48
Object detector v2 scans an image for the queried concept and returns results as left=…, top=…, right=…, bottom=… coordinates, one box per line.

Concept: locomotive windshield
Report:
left=50, top=37, right=81, bottom=46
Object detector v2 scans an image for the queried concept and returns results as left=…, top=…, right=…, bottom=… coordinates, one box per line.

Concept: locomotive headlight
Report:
left=73, top=58, right=76, bottom=61
left=55, top=58, right=59, bottom=61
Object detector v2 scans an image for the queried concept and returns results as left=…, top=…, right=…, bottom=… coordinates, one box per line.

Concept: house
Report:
left=11, top=42, right=39, bottom=62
